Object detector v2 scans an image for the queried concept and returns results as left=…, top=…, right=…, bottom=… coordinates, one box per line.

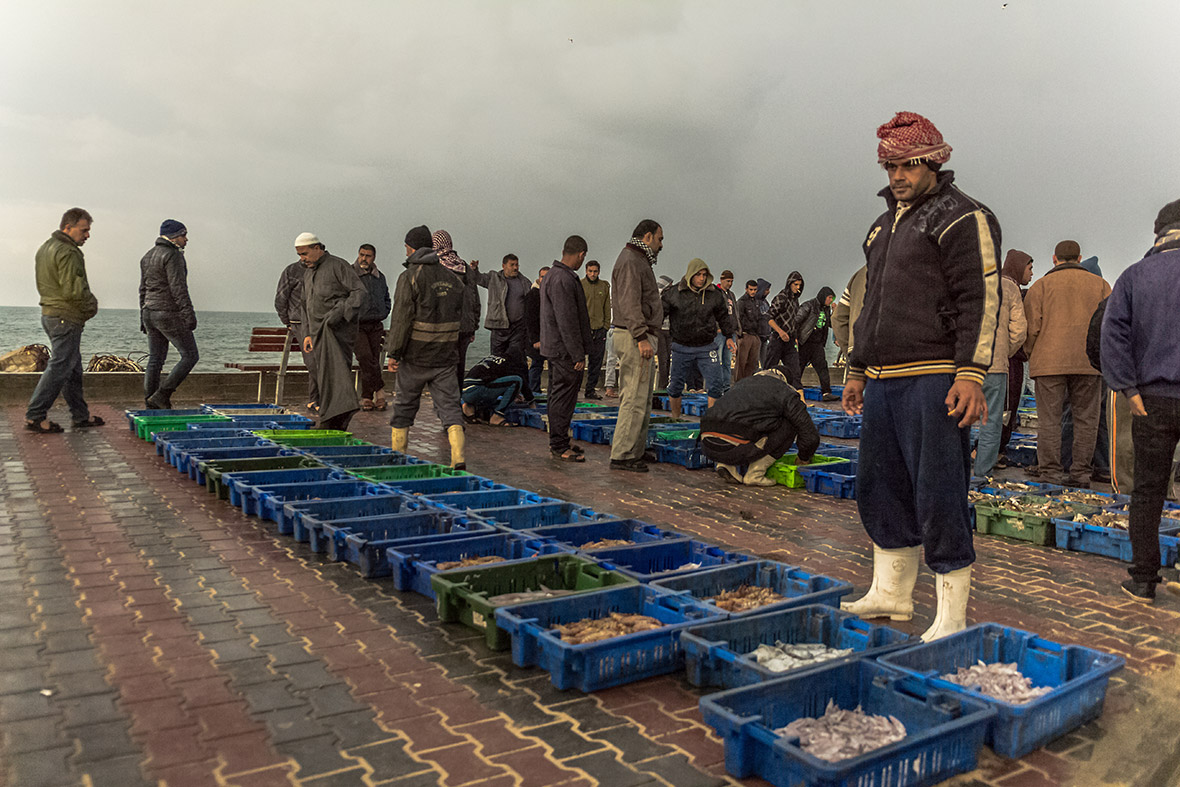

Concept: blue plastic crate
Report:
left=224, top=467, right=347, bottom=510
left=151, top=429, right=248, bottom=457
left=800, top=460, right=858, bottom=499
left=294, top=444, right=392, bottom=458
left=474, top=502, right=610, bottom=531
left=200, top=402, right=278, bottom=411
left=651, top=560, right=853, bottom=619
left=124, top=408, right=205, bottom=431
left=700, top=659, right=995, bottom=787
left=386, top=532, right=573, bottom=597
left=816, top=416, right=862, bottom=439
left=322, top=511, right=495, bottom=577
left=1053, top=514, right=1180, bottom=566
left=423, top=488, right=555, bottom=511
left=378, top=475, right=513, bottom=496
left=815, top=442, right=859, bottom=461
left=569, top=419, right=617, bottom=444
left=587, top=539, right=753, bottom=583
left=802, top=384, right=845, bottom=402
left=523, top=518, right=690, bottom=550
left=252, top=480, right=384, bottom=532
left=162, top=435, right=270, bottom=466
left=494, top=584, right=725, bottom=691
left=517, top=409, right=548, bottom=429
left=315, top=452, right=426, bottom=470
left=285, top=493, right=426, bottom=547
left=680, top=604, right=914, bottom=689
left=880, top=623, right=1125, bottom=758
left=653, top=441, right=713, bottom=469
left=1006, top=442, right=1038, bottom=467
left=681, top=399, right=709, bottom=417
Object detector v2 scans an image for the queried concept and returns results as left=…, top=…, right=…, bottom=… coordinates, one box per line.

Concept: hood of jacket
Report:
left=1002, top=249, right=1032, bottom=282
left=404, top=247, right=439, bottom=267
left=756, top=278, right=771, bottom=298
left=815, top=286, right=835, bottom=305
left=785, top=270, right=804, bottom=292
left=680, top=258, right=713, bottom=293
left=1079, top=256, right=1102, bottom=277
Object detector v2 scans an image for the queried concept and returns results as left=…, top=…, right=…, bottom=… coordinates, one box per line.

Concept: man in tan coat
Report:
left=974, top=252, right=1028, bottom=476
left=832, top=264, right=867, bottom=382
left=1024, top=240, right=1111, bottom=486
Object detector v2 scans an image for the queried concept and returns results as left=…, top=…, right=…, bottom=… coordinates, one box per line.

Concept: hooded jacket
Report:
left=660, top=258, right=738, bottom=347
left=36, top=230, right=98, bottom=325
left=139, top=237, right=196, bottom=329
left=1023, top=261, right=1110, bottom=377
left=767, top=271, right=805, bottom=341
left=385, top=248, right=464, bottom=367
left=755, top=278, right=772, bottom=338
left=795, top=286, right=836, bottom=347
left=849, top=170, right=1002, bottom=385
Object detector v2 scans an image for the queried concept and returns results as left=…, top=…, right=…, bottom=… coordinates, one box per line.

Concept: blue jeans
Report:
left=668, top=342, right=726, bottom=399
left=462, top=375, right=521, bottom=417
left=857, top=375, right=975, bottom=574
left=26, top=314, right=89, bottom=423
left=716, top=334, right=733, bottom=395
left=973, top=373, right=1008, bottom=477
left=143, top=309, right=199, bottom=400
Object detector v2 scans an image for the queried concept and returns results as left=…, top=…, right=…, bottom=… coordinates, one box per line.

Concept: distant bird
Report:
left=568, top=38, right=574, bottom=43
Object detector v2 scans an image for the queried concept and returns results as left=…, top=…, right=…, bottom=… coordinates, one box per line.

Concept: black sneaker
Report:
left=1120, top=578, right=1156, bottom=603
left=821, top=393, right=840, bottom=402
left=610, top=459, right=649, bottom=473
left=642, top=449, right=658, bottom=463
left=584, top=392, right=603, bottom=400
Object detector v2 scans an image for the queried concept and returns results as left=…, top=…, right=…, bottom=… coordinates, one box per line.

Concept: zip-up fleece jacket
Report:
left=610, top=243, right=662, bottom=342
left=474, top=268, right=531, bottom=330
left=581, top=276, right=611, bottom=331
left=1101, top=228, right=1180, bottom=400
left=849, top=170, right=1002, bottom=386
left=35, top=230, right=98, bottom=325
left=661, top=259, right=738, bottom=347
left=767, top=271, right=805, bottom=341
left=385, top=248, right=464, bottom=367
left=736, top=292, right=761, bottom=335
left=139, top=237, right=196, bottom=329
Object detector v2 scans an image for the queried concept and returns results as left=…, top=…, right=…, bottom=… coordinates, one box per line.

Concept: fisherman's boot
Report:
left=742, top=454, right=778, bottom=487
left=920, top=566, right=971, bottom=642
left=840, top=546, right=920, bottom=621
left=391, top=427, right=408, bottom=454
left=447, top=424, right=466, bottom=471
left=715, top=464, right=743, bottom=484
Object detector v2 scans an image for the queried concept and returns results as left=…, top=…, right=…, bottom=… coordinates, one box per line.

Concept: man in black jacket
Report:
left=540, top=236, right=592, bottom=462
left=700, top=368, right=819, bottom=486
left=275, top=256, right=318, bottom=412
left=841, top=111, right=999, bottom=643
left=661, top=258, right=737, bottom=416
left=765, top=271, right=805, bottom=385
left=140, top=219, right=198, bottom=409
left=353, top=243, right=391, bottom=411
left=386, top=225, right=468, bottom=468
left=462, top=355, right=525, bottom=426
left=795, top=286, right=838, bottom=401
left=734, top=280, right=763, bottom=382
left=523, top=266, right=548, bottom=401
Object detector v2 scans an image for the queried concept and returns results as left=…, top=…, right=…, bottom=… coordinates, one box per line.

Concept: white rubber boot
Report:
left=391, top=427, right=408, bottom=453
left=447, top=424, right=466, bottom=470
left=840, top=546, right=920, bottom=621
left=920, top=566, right=971, bottom=642
left=742, top=455, right=778, bottom=487
left=715, top=463, right=743, bottom=483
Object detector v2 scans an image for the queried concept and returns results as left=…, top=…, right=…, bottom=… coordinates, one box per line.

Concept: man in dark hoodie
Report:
left=386, top=225, right=467, bottom=469
left=755, top=277, right=772, bottom=366
left=734, top=280, right=763, bottom=382
left=794, top=286, right=838, bottom=401
left=661, top=258, right=737, bottom=415
left=139, top=219, right=199, bottom=409
left=1101, top=197, right=1180, bottom=602
left=765, top=271, right=805, bottom=386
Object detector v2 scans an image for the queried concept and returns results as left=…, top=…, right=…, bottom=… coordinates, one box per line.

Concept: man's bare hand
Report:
left=638, top=338, right=654, bottom=359
left=386, top=358, right=399, bottom=373
left=946, top=379, right=987, bottom=427
left=726, top=338, right=737, bottom=354
left=533, top=342, right=540, bottom=350
left=842, top=379, right=865, bottom=415
left=574, top=360, right=585, bottom=371
left=1129, top=393, right=1148, bottom=417
left=303, top=337, right=313, bottom=353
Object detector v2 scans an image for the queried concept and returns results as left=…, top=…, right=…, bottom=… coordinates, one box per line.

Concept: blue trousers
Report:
left=462, top=375, right=521, bottom=418
left=143, top=308, right=199, bottom=400
left=668, top=341, right=726, bottom=399
left=973, top=373, right=1008, bottom=477
left=26, top=315, right=90, bottom=424
left=856, top=375, right=975, bottom=574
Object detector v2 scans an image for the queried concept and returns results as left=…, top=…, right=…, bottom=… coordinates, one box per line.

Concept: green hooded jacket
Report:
left=36, top=231, right=98, bottom=324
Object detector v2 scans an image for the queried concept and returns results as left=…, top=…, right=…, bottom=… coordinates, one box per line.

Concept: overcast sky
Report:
left=2, top=1, right=1178, bottom=313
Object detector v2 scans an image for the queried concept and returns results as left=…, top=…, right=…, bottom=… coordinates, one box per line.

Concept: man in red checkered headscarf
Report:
left=840, top=112, right=1003, bottom=643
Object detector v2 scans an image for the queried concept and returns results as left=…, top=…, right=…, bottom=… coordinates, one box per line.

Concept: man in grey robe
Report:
left=295, top=232, right=368, bottom=431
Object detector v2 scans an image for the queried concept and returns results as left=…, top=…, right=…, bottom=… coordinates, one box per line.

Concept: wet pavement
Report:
left=2, top=397, right=1179, bottom=787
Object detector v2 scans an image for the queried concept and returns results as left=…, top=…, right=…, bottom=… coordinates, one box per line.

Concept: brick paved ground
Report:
left=3, top=397, right=1180, bottom=787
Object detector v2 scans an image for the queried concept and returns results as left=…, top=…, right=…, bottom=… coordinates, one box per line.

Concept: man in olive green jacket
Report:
left=26, top=208, right=103, bottom=433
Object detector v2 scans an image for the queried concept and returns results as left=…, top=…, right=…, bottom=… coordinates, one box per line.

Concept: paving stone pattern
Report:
left=2, top=400, right=1179, bottom=787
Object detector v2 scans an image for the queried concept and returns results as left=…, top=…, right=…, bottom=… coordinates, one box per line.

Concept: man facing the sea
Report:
left=26, top=207, right=104, bottom=433
left=841, top=112, right=1000, bottom=642
left=139, top=219, right=199, bottom=409
left=296, top=232, right=367, bottom=431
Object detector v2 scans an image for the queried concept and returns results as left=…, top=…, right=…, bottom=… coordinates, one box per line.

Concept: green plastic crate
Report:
left=975, top=495, right=1100, bottom=547
left=203, top=456, right=324, bottom=499
left=765, top=454, right=851, bottom=488
left=654, top=428, right=700, bottom=442
left=430, top=554, right=638, bottom=650
left=346, top=464, right=468, bottom=483
left=249, top=430, right=367, bottom=447
left=135, top=414, right=232, bottom=440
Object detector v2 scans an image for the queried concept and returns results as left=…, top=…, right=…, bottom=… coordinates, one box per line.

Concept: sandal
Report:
left=568, top=444, right=584, bottom=454
left=552, top=449, right=585, bottom=462
left=361, top=399, right=375, bottom=411
left=487, top=416, right=516, bottom=428
left=375, top=399, right=388, bottom=411
left=71, top=416, right=105, bottom=429
left=25, top=419, right=64, bottom=433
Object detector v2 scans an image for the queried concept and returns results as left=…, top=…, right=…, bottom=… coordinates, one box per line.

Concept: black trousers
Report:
left=455, top=332, right=474, bottom=393
left=354, top=321, right=386, bottom=399
left=547, top=356, right=581, bottom=453
left=584, top=328, right=607, bottom=394
left=764, top=334, right=801, bottom=387
left=701, top=425, right=795, bottom=466
left=1128, top=395, right=1180, bottom=584
left=798, top=338, right=830, bottom=393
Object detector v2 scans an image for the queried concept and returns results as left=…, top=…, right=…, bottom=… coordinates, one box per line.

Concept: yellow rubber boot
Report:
left=447, top=424, right=466, bottom=470
left=391, top=427, right=408, bottom=453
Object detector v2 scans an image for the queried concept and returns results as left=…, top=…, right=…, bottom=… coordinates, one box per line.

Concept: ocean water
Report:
left=0, top=306, right=493, bottom=372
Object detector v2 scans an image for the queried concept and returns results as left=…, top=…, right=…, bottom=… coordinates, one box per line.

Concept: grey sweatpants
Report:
left=390, top=360, right=464, bottom=429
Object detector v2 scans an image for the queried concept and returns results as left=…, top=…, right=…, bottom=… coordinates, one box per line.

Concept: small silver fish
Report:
left=775, top=700, right=906, bottom=762
left=941, top=660, right=1052, bottom=704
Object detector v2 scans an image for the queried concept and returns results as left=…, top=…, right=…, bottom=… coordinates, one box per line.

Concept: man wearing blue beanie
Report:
left=139, top=219, right=199, bottom=408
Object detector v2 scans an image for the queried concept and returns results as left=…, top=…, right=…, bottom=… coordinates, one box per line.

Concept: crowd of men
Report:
left=21, top=109, right=1180, bottom=632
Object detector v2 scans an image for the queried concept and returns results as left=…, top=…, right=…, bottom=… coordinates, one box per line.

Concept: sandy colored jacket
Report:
left=987, top=275, right=1027, bottom=374
left=832, top=265, right=866, bottom=353
left=1023, top=262, right=1111, bottom=377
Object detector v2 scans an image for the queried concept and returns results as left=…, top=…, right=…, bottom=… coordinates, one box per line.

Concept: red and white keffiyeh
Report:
left=876, top=111, right=952, bottom=165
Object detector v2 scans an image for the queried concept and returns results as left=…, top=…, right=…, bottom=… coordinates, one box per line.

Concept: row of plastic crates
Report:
left=126, top=409, right=314, bottom=440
